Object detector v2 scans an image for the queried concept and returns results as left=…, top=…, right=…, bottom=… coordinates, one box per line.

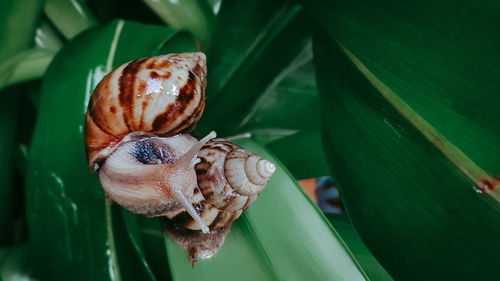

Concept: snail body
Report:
left=98, top=134, right=275, bottom=231
left=99, top=131, right=217, bottom=233
left=84, top=52, right=275, bottom=263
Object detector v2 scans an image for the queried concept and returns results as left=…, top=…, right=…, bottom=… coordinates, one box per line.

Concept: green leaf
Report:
left=0, top=49, right=55, bottom=91
left=0, top=0, right=43, bottom=60
left=113, top=206, right=156, bottom=281
left=136, top=216, right=172, bottom=281
left=34, top=21, right=64, bottom=51
left=309, top=0, right=500, bottom=278
left=156, top=32, right=200, bottom=54
left=0, top=20, right=64, bottom=91
left=0, top=244, right=41, bottom=281
left=15, top=144, right=29, bottom=177
left=197, top=1, right=312, bottom=135
left=164, top=138, right=367, bottom=281
left=266, top=130, right=330, bottom=180
left=0, top=94, right=21, bottom=244
left=86, top=0, right=164, bottom=26
left=142, top=0, right=215, bottom=47
left=121, top=210, right=157, bottom=281
left=26, top=20, right=190, bottom=280
left=307, top=0, right=500, bottom=204
left=326, top=214, right=393, bottom=281
left=205, top=0, right=221, bottom=15
left=233, top=44, right=321, bottom=136
left=44, top=0, right=99, bottom=39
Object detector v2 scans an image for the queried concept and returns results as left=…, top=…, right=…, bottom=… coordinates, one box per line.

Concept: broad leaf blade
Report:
left=164, top=138, right=367, bottom=281
left=233, top=44, right=321, bottom=136
left=113, top=206, right=156, bottom=281
left=326, top=214, right=393, bottom=281
left=312, top=18, right=500, bottom=281
left=205, top=0, right=293, bottom=97
left=86, top=0, right=163, bottom=26
left=306, top=0, right=500, bottom=201
left=121, top=210, right=158, bottom=281
left=142, top=0, right=215, bottom=47
left=0, top=0, right=43, bottom=244
left=137, top=216, right=172, bottom=281
left=0, top=244, right=41, bottom=281
left=266, top=130, right=330, bottom=180
left=26, top=20, right=185, bottom=280
left=0, top=94, right=22, bottom=244
left=44, top=0, right=98, bottom=39
left=198, top=1, right=312, bottom=135
left=0, top=0, right=43, bottom=60
left=34, top=21, right=64, bottom=51
left=0, top=49, right=55, bottom=91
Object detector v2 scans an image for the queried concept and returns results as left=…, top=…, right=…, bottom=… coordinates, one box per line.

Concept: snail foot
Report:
left=161, top=217, right=231, bottom=265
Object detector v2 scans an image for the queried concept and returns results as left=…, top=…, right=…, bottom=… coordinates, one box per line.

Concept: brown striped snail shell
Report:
left=85, top=52, right=206, bottom=172
left=168, top=140, right=276, bottom=231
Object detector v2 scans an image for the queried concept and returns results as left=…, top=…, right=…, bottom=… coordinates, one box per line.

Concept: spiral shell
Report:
left=85, top=52, right=207, bottom=171
left=165, top=140, right=275, bottom=231
left=198, top=142, right=273, bottom=210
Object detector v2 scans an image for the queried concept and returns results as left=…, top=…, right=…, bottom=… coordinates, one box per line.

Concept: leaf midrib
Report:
left=341, top=44, right=500, bottom=204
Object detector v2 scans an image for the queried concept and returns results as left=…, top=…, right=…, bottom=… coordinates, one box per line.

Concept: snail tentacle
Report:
left=157, top=131, right=216, bottom=234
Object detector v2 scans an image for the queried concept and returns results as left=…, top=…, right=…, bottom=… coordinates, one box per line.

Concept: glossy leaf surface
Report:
left=307, top=0, right=500, bottom=201
left=198, top=0, right=312, bottom=135
left=233, top=45, right=320, bottom=137
left=0, top=0, right=43, bottom=60
left=0, top=49, right=55, bottom=91
left=136, top=216, right=171, bottom=281
left=310, top=2, right=500, bottom=278
left=34, top=21, right=63, bottom=51
left=143, top=0, right=215, bottom=47
left=44, top=0, right=98, bottom=39
left=113, top=206, right=156, bottom=281
left=326, top=214, right=392, bottom=281
left=0, top=244, right=40, bottom=281
left=121, top=210, right=157, bottom=281
left=26, top=20, right=185, bottom=280
left=0, top=0, right=43, bottom=245
left=86, top=0, right=163, bottom=26
left=266, top=130, right=330, bottom=180
left=164, top=138, right=367, bottom=281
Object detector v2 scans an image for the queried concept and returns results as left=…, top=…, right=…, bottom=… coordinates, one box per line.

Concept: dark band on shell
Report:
left=85, top=53, right=207, bottom=171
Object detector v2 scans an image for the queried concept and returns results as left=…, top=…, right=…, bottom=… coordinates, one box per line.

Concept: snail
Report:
left=84, top=52, right=276, bottom=263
